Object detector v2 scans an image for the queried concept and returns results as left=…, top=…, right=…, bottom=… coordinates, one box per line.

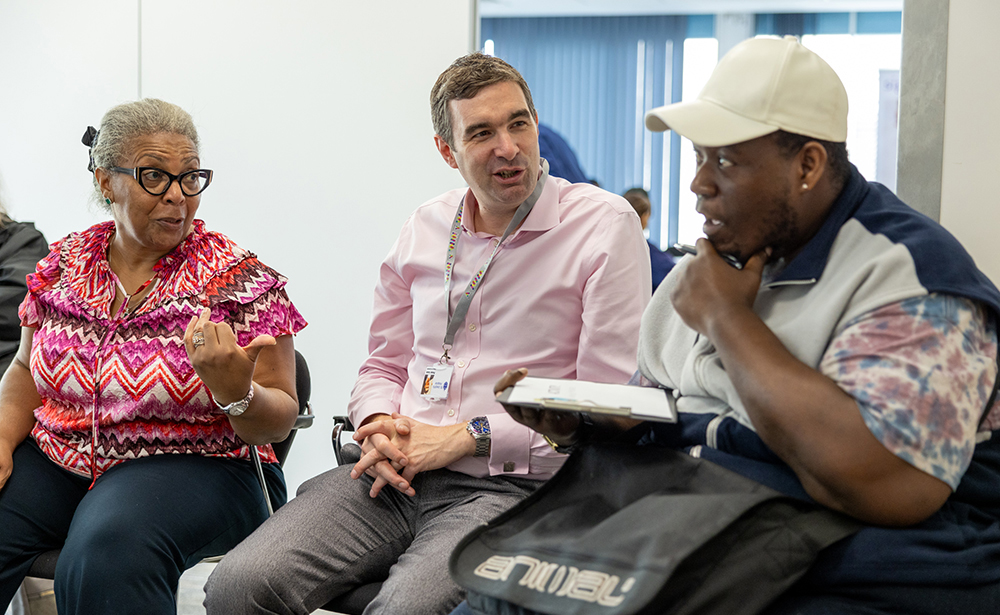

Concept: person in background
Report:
left=538, top=123, right=591, bottom=184
left=0, top=98, right=306, bottom=615
left=460, top=36, right=1000, bottom=615
left=0, top=189, right=48, bottom=374
left=623, top=187, right=675, bottom=293
left=205, top=53, right=649, bottom=615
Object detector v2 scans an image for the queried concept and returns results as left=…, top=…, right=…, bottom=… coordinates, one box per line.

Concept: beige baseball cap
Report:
left=644, top=36, right=848, bottom=147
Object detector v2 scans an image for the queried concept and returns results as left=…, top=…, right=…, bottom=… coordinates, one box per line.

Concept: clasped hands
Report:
left=350, top=414, right=471, bottom=498
left=351, top=367, right=595, bottom=499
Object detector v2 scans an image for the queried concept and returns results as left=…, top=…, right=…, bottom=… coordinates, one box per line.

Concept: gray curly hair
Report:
left=88, top=98, right=199, bottom=210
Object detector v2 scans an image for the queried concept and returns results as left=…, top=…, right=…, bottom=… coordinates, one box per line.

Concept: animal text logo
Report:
left=473, top=555, right=635, bottom=607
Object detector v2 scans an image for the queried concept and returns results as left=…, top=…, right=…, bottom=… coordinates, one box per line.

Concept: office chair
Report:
left=18, top=350, right=315, bottom=594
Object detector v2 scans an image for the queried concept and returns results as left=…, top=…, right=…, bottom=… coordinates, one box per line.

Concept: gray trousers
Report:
left=204, top=465, right=538, bottom=615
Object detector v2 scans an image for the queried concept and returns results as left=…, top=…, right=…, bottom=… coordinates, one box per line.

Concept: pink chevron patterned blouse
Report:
left=18, top=219, right=307, bottom=480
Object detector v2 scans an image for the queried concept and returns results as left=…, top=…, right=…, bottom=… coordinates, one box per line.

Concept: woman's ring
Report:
left=192, top=330, right=205, bottom=348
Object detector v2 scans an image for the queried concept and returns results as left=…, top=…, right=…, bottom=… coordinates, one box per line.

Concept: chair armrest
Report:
left=293, top=404, right=315, bottom=430
left=332, top=416, right=361, bottom=466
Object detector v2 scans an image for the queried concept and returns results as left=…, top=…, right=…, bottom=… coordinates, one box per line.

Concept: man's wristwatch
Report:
left=466, top=416, right=491, bottom=457
left=216, top=385, right=254, bottom=416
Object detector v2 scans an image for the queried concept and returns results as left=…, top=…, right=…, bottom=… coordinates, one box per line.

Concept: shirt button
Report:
left=673, top=389, right=681, bottom=399
left=457, top=359, right=466, bottom=368
left=503, top=461, right=515, bottom=472
left=469, top=323, right=477, bottom=331
left=447, top=408, right=455, bottom=417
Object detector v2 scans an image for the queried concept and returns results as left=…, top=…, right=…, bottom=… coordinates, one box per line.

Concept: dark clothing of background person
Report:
left=0, top=218, right=48, bottom=373
left=537, top=124, right=590, bottom=184
left=648, top=240, right=675, bottom=293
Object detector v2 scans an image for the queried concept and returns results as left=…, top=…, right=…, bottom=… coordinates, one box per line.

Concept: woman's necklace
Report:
left=114, top=275, right=157, bottom=300
left=108, top=235, right=158, bottom=316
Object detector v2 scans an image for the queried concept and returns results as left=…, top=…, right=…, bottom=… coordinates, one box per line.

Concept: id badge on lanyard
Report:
left=419, top=160, right=550, bottom=403
left=420, top=362, right=455, bottom=401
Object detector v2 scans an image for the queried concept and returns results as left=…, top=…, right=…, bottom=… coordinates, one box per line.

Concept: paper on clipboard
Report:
left=498, top=376, right=677, bottom=423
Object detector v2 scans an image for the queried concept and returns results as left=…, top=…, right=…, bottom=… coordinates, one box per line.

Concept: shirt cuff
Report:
left=350, top=399, right=400, bottom=429
left=487, top=411, right=530, bottom=475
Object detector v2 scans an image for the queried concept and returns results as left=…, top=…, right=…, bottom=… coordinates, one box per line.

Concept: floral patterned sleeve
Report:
left=628, top=370, right=649, bottom=386
left=820, top=294, right=998, bottom=490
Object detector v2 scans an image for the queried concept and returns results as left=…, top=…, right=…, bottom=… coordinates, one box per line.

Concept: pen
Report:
left=672, top=243, right=744, bottom=270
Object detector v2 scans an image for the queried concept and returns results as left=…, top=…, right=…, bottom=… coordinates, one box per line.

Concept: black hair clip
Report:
left=82, top=126, right=98, bottom=147
left=82, top=126, right=98, bottom=172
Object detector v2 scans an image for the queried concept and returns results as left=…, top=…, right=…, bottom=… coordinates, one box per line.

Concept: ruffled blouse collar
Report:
left=61, top=219, right=248, bottom=318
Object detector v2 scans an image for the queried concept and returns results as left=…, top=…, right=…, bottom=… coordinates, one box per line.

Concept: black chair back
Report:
left=272, top=350, right=313, bottom=465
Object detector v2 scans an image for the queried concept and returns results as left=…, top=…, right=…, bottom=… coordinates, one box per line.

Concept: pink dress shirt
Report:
left=349, top=175, right=650, bottom=480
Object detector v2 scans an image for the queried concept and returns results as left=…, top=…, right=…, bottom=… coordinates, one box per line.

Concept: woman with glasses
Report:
left=0, top=98, right=306, bottom=614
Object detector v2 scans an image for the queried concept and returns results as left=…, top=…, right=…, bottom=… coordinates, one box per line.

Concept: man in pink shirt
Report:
left=206, top=53, right=650, bottom=615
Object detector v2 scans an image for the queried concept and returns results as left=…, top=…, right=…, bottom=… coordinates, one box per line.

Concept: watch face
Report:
left=218, top=386, right=254, bottom=416
left=469, top=416, right=491, bottom=435
left=225, top=400, right=249, bottom=416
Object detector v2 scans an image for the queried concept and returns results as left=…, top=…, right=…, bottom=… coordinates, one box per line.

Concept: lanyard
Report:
left=441, top=158, right=549, bottom=362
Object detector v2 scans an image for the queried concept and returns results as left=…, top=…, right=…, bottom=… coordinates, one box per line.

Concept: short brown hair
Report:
left=622, top=188, right=651, bottom=217
left=430, top=53, right=536, bottom=147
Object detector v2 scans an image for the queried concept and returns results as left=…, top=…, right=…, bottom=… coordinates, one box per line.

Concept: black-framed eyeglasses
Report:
left=111, top=166, right=214, bottom=197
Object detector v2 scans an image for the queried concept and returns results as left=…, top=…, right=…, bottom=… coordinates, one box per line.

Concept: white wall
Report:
left=939, top=0, right=1000, bottom=285
left=0, top=0, right=474, bottom=493
left=0, top=1, right=139, bottom=235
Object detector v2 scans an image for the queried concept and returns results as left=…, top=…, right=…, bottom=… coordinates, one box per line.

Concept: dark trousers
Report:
left=0, top=439, right=285, bottom=615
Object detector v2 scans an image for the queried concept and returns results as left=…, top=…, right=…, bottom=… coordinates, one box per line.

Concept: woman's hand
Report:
left=184, top=307, right=275, bottom=405
left=183, top=308, right=297, bottom=444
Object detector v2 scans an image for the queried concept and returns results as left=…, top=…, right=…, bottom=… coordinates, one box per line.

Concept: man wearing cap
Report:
left=205, top=53, right=650, bottom=614
left=472, top=36, right=1000, bottom=614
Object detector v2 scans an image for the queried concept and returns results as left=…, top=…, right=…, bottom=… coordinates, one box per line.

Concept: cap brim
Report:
left=645, top=99, right=779, bottom=147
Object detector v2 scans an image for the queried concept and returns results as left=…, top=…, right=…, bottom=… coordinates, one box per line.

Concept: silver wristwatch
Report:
left=216, top=385, right=254, bottom=416
left=466, top=416, right=491, bottom=457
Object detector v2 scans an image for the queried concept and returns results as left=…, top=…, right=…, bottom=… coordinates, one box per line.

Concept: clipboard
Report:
left=496, top=376, right=677, bottom=423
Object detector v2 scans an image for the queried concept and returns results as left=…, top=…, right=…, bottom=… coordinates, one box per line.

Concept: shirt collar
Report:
left=460, top=171, right=559, bottom=239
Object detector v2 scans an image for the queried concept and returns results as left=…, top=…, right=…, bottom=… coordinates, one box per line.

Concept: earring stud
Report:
left=105, top=197, right=112, bottom=205
left=801, top=183, right=809, bottom=190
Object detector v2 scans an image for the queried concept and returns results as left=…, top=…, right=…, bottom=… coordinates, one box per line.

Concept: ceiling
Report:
left=479, top=0, right=905, bottom=17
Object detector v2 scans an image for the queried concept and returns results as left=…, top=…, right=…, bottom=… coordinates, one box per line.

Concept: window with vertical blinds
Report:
left=482, top=12, right=899, bottom=247
left=481, top=16, right=692, bottom=246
